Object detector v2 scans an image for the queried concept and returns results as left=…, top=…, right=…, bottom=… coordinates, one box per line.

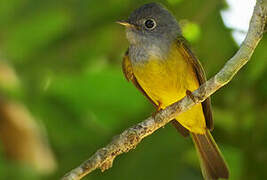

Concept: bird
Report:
left=117, top=2, right=229, bottom=180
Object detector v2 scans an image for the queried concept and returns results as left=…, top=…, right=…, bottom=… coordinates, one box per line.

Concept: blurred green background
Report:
left=0, top=0, right=267, bottom=179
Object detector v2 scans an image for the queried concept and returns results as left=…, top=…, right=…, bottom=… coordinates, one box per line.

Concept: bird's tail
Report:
left=191, top=130, right=229, bottom=180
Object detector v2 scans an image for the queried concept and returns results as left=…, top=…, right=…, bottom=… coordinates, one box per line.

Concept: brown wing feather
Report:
left=176, top=37, right=214, bottom=130
left=122, top=49, right=189, bottom=136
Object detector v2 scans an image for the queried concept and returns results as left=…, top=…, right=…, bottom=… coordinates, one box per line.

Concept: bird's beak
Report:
left=116, top=20, right=135, bottom=28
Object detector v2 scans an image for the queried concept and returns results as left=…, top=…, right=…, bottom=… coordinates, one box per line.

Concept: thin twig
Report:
left=62, top=1, right=267, bottom=179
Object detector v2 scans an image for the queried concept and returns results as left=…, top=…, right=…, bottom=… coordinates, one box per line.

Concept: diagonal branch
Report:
left=62, top=1, right=267, bottom=179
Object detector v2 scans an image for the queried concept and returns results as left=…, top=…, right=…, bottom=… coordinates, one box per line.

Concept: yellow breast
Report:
left=132, top=43, right=206, bottom=134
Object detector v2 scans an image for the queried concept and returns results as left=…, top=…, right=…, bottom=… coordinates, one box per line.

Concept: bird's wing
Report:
left=122, top=49, right=190, bottom=136
left=122, top=49, right=157, bottom=107
left=176, top=36, right=214, bottom=130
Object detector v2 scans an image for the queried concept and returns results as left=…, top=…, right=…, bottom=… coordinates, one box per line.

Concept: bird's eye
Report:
left=144, top=19, right=156, bottom=30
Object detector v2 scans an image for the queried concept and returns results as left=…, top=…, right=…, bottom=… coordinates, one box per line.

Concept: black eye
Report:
left=144, top=19, right=156, bottom=29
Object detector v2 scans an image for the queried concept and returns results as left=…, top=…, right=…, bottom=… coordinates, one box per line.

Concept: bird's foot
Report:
left=152, top=101, right=163, bottom=118
left=186, top=90, right=197, bottom=103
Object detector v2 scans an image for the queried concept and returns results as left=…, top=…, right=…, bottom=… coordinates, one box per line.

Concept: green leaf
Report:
left=181, top=21, right=201, bottom=43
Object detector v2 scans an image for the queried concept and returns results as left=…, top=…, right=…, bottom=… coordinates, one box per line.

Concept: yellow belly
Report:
left=132, top=44, right=206, bottom=134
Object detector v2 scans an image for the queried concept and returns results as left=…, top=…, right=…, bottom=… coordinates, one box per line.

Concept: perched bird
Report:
left=118, top=3, right=229, bottom=180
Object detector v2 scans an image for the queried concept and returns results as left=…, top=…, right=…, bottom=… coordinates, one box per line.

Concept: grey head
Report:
left=118, top=3, right=181, bottom=63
